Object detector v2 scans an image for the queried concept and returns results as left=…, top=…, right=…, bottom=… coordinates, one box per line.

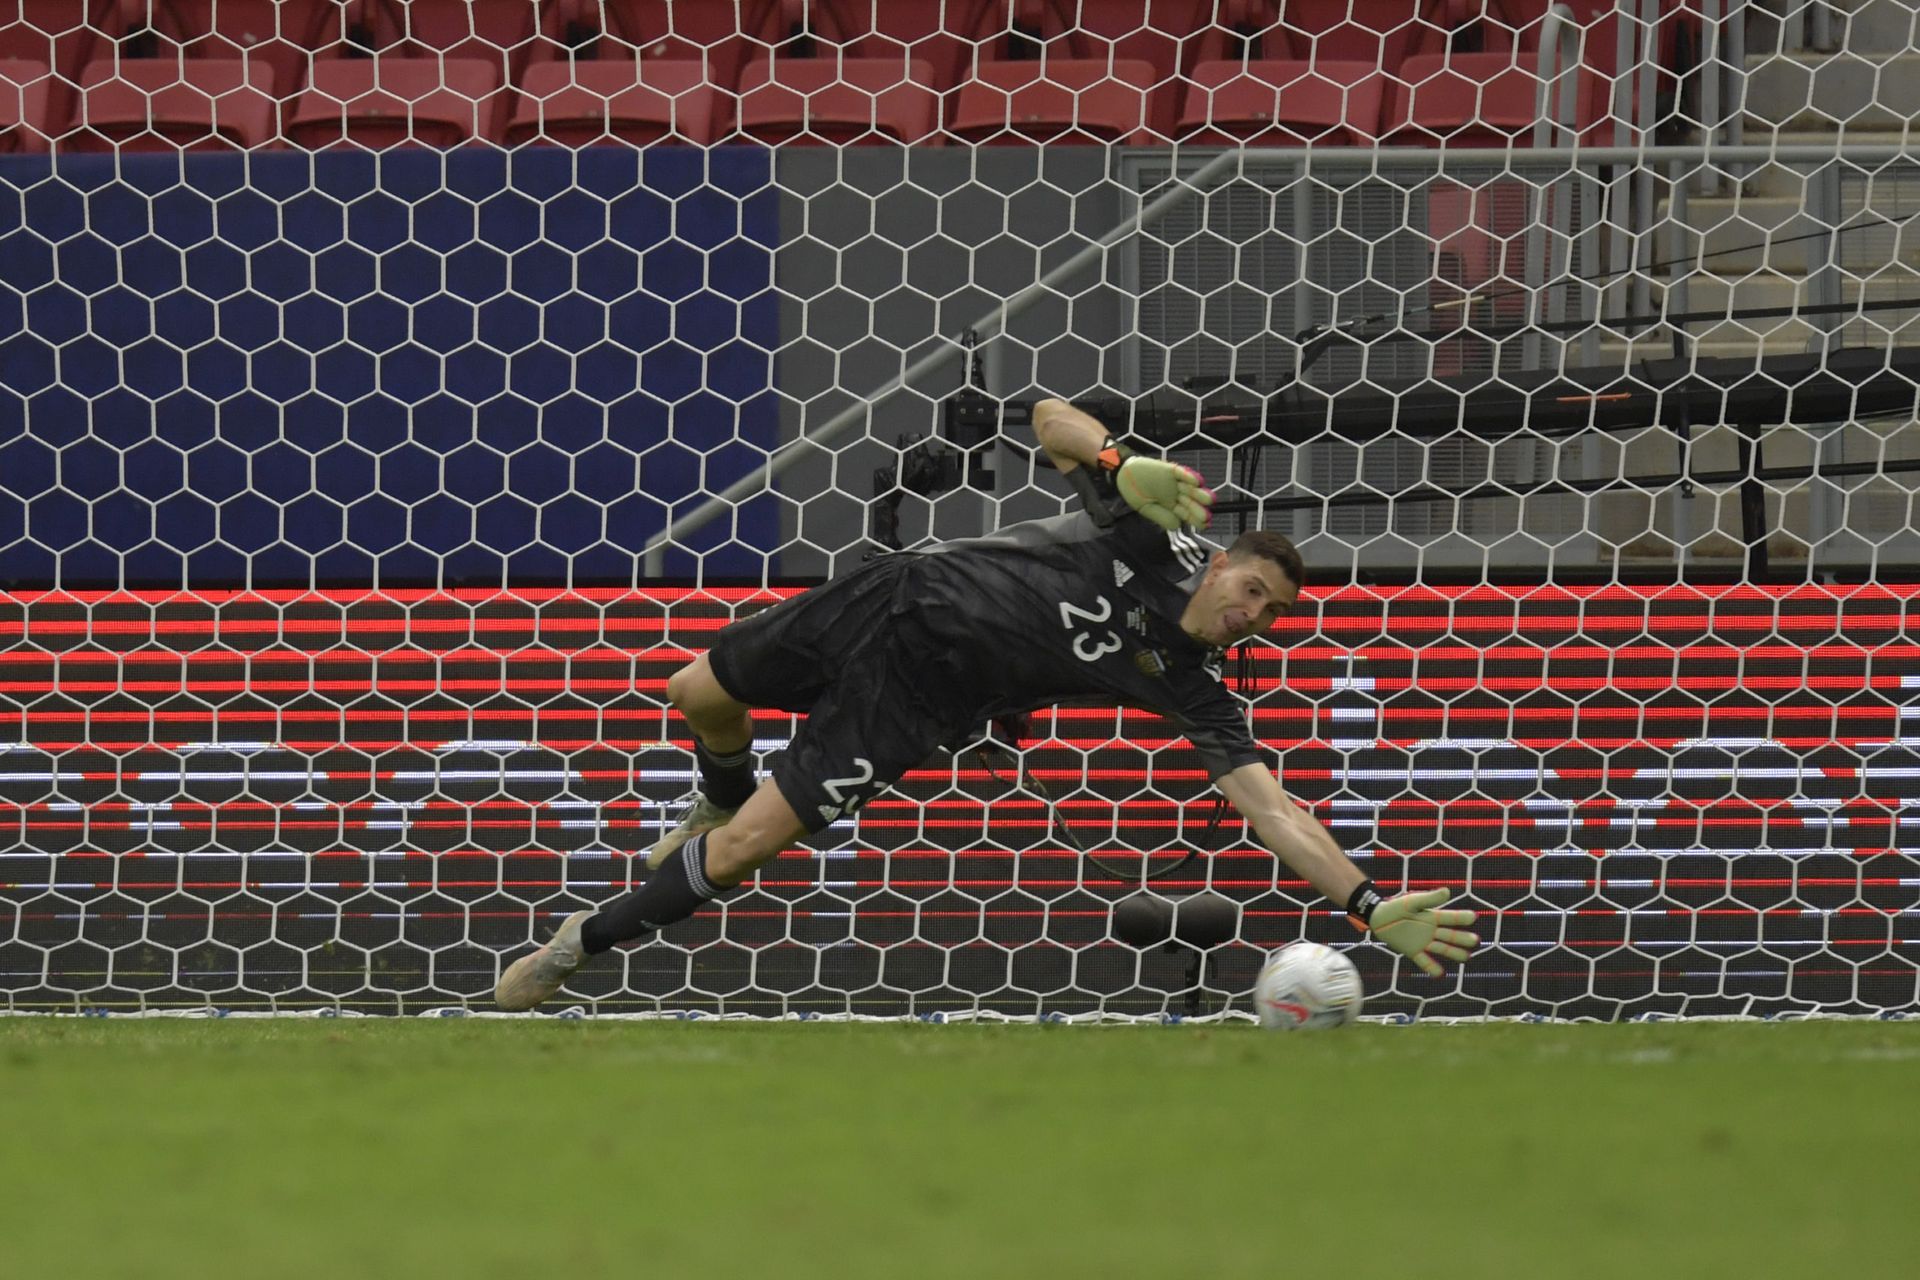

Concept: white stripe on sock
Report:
left=698, top=744, right=754, bottom=768
left=682, top=834, right=719, bottom=900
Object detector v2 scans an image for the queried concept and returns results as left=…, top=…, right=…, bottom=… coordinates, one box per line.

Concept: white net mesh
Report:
left=2, top=0, right=1919, bottom=1018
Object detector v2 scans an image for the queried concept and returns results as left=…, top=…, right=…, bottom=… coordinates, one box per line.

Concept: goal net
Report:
left=2, top=0, right=1918, bottom=1019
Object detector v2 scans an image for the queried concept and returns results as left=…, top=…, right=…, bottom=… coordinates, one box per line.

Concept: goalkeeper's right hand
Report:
left=1364, top=888, right=1480, bottom=977
left=1113, top=456, right=1214, bottom=531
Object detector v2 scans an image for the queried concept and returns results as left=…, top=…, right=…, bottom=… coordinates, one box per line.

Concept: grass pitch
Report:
left=0, top=1018, right=1913, bottom=1280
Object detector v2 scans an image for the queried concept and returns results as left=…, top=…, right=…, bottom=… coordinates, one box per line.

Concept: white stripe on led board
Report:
left=0, top=737, right=794, bottom=756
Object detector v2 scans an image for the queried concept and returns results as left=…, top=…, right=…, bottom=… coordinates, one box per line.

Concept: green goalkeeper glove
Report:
left=1112, top=456, right=1214, bottom=532
left=1360, top=887, right=1480, bottom=977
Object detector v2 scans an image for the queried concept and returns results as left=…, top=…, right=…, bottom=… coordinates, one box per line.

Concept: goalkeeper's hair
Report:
left=1227, top=529, right=1306, bottom=590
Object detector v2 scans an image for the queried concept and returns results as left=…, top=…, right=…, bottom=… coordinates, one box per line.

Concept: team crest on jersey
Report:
left=1112, top=558, right=1135, bottom=588
left=1135, top=648, right=1167, bottom=677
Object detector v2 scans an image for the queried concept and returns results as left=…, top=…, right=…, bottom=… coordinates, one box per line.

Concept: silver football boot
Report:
left=493, top=908, right=593, bottom=1011
left=647, top=794, right=739, bottom=870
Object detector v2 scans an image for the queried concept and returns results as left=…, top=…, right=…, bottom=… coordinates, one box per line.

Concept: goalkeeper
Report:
left=497, top=399, right=1479, bottom=1009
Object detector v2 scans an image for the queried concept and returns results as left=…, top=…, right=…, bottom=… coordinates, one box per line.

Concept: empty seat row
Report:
left=0, top=0, right=1691, bottom=152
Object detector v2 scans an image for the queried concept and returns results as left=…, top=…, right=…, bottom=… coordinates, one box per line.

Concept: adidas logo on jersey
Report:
left=1112, top=559, right=1135, bottom=588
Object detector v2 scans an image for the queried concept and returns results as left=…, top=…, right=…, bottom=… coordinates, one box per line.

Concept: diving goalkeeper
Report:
left=496, top=398, right=1480, bottom=1009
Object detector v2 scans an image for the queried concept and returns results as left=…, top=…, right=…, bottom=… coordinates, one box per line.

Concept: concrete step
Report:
left=1592, top=322, right=1920, bottom=362
left=1655, top=193, right=1826, bottom=272
left=1752, top=0, right=1920, bottom=56
left=1652, top=192, right=1920, bottom=271
left=1736, top=4, right=1786, bottom=57
left=1649, top=272, right=1920, bottom=342
left=1741, top=49, right=1920, bottom=129
left=1732, top=133, right=1912, bottom=199
left=1837, top=0, right=1920, bottom=55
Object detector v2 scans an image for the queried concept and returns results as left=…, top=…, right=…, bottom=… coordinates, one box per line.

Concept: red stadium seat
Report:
left=1378, top=0, right=1609, bottom=147
left=1460, top=0, right=1544, bottom=50
left=1175, top=0, right=1416, bottom=144
left=1544, top=0, right=1698, bottom=144
left=69, top=55, right=278, bottom=151
left=286, top=56, right=501, bottom=150
left=948, top=56, right=1160, bottom=143
left=381, top=0, right=536, bottom=60
left=735, top=54, right=938, bottom=145
left=950, top=0, right=1203, bottom=142
left=1406, top=0, right=1614, bottom=146
left=812, top=0, right=975, bottom=99
left=529, top=0, right=752, bottom=75
left=1178, top=0, right=1592, bottom=145
left=1548, top=0, right=1698, bottom=81
left=1380, top=51, right=1544, bottom=144
left=1177, top=58, right=1385, bottom=145
left=510, top=0, right=749, bottom=147
left=730, top=0, right=941, bottom=145
left=0, top=56, right=50, bottom=151
left=92, top=0, right=325, bottom=116
left=507, top=58, right=725, bottom=147
left=1284, top=0, right=1437, bottom=67
left=309, top=0, right=534, bottom=143
left=1049, top=0, right=1213, bottom=86
left=0, top=0, right=111, bottom=141
left=527, top=0, right=754, bottom=85
left=332, top=0, right=536, bottom=73
left=980, top=0, right=1212, bottom=96
left=0, top=0, right=104, bottom=75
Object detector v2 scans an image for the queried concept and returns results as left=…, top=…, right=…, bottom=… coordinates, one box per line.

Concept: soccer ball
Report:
left=1253, top=942, right=1363, bottom=1030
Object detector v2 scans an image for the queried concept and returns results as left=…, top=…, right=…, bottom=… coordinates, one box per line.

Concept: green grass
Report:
left=1, top=1019, right=1915, bottom=1280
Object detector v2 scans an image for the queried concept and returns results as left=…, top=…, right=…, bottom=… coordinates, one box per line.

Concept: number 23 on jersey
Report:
left=1059, top=595, right=1123, bottom=663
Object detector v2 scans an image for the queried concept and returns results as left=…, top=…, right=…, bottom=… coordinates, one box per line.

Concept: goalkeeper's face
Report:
left=1185, top=552, right=1299, bottom=647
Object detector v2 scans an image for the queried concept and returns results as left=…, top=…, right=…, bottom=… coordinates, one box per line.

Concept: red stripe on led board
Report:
left=6, top=581, right=1917, bottom=604
left=0, top=703, right=1901, bottom=725
left=0, top=675, right=1906, bottom=698
left=1, top=735, right=1912, bottom=754
left=1, top=616, right=1911, bottom=647
left=9, top=793, right=1904, bottom=815
left=5, top=586, right=1918, bottom=918
left=3, top=642, right=1916, bottom=665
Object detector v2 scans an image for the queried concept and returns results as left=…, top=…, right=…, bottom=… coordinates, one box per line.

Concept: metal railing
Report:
left=645, top=0, right=1909, bottom=583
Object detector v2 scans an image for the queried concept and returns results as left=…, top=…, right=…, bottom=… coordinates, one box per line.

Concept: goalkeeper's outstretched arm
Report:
left=1219, top=762, right=1481, bottom=976
left=1032, top=397, right=1109, bottom=472
left=1032, top=398, right=1213, bottom=531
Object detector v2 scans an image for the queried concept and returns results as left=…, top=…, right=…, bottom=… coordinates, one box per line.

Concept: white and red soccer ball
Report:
left=1253, top=941, right=1364, bottom=1030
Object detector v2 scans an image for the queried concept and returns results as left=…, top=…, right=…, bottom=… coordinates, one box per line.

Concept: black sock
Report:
left=695, top=739, right=757, bottom=810
left=580, top=834, right=724, bottom=955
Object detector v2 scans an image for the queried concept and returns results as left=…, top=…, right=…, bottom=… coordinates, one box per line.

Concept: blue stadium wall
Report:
left=0, top=146, right=781, bottom=587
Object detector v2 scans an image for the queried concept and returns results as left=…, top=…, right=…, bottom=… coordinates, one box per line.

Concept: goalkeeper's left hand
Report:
left=1114, top=456, right=1214, bottom=531
left=1364, top=888, right=1480, bottom=976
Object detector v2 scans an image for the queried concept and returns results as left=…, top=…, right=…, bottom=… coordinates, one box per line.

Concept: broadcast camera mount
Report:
left=870, top=330, right=1004, bottom=551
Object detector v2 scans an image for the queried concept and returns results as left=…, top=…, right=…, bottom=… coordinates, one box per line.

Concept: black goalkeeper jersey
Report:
left=706, top=484, right=1269, bottom=832
left=898, top=506, right=1265, bottom=780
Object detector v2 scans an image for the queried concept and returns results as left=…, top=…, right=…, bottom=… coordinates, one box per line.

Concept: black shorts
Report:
left=708, top=556, right=976, bottom=835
